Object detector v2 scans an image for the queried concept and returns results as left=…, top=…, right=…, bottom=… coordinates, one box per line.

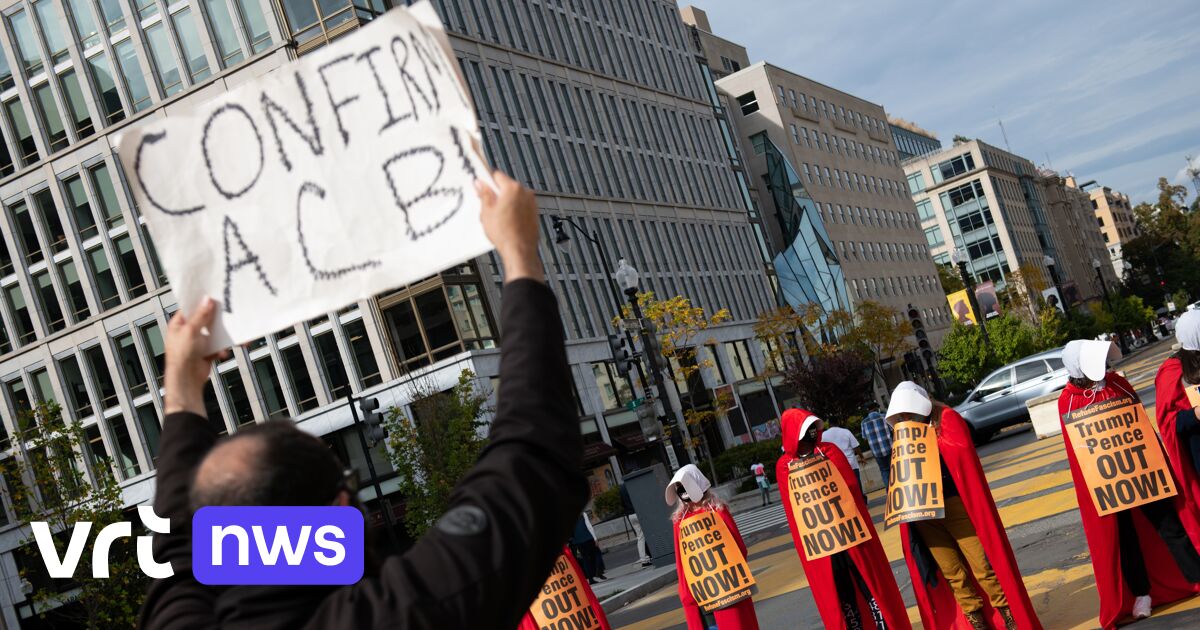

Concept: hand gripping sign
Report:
left=116, top=2, right=492, bottom=352
left=677, top=510, right=756, bottom=612
left=884, top=421, right=944, bottom=528
left=1064, top=396, right=1177, bottom=516
left=786, top=456, right=872, bottom=560
left=528, top=551, right=607, bottom=630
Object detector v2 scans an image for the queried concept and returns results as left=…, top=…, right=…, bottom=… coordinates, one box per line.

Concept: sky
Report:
left=692, top=0, right=1200, bottom=205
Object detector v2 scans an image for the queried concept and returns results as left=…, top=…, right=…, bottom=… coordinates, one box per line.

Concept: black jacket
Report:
left=140, top=279, right=587, bottom=629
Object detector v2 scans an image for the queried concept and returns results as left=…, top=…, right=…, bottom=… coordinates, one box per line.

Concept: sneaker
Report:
left=640, top=561, right=653, bottom=567
left=1133, top=595, right=1152, bottom=619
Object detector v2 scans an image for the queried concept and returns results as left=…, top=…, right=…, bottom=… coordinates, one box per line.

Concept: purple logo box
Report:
left=192, top=506, right=364, bottom=585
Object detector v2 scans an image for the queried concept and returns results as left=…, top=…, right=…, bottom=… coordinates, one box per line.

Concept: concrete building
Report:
left=713, top=63, right=953, bottom=350
left=903, top=139, right=1114, bottom=309
left=1079, top=182, right=1138, bottom=279
left=679, top=5, right=747, bottom=80
left=1040, top=173, right=1119, bottom=303
left=889, top=117, right=941, bottom=160
left=0, top=0, right=799, bottom=624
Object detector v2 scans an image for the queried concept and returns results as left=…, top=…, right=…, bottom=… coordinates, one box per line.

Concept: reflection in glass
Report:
left=87, top=54, right=126, bottom=125
left=172, top=8, right=211, bottom=82
left=113, top=40, right=152, bottom=111
left=204, top=0, right=245, bottom=67
left=144, top=22, right=183, bottom=96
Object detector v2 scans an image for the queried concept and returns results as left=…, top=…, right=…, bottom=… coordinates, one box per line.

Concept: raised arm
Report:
left=140, top=300, right=229, bottom=629
left=309, top=172, right=586, bottom=628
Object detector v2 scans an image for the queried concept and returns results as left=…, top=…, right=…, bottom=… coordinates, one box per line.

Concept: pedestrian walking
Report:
left=777, top=409, right=911, bottom=630
left=570, top=512, right=607, bottom=584
left=1063, top=339, right=1200, bottom=627
left=860, top=402, right=893, bottom=490
left=518, top=546, right=613, bottom=630
left=620, top=483, right=653, bottom=566
left=889, top=381, right=1040, bottom=630
left=667, top=465, right=760, bottom=630
left=822, top=417, right=867, bottom=499
left=750, top=462, right=771, bottom=506
left=139, top=171, right=589, bottom=629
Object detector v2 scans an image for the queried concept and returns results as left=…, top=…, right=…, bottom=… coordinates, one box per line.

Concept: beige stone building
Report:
left=1080, top=183, right=1139, bottom=279
left=904, top=139, right=1117, bottom=310
left=1041, top=173, right=1120, bottom=302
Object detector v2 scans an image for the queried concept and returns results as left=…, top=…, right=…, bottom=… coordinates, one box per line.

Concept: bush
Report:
left=592, top=486, right=623, bottom=521
left=698, top=438, right=783, bottom=485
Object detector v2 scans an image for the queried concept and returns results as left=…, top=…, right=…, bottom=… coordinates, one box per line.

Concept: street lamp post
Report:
left=615, top=259, right=683, bottom=469
left=950, top=248, right=990, bottom=347
left=551, top=215, right=646, bottom=395
left=1044, top=255, right=1071, bottom=321
left=1093, top=257, right=1128, bottom=354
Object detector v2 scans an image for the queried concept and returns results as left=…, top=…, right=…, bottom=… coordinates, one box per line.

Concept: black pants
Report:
left=831, top=552, right=885, bottom=629
left=1117, top=499, right=1200, bottom=595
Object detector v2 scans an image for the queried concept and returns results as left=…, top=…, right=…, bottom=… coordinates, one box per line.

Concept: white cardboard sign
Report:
left=117, top=2, right=491, bottom=351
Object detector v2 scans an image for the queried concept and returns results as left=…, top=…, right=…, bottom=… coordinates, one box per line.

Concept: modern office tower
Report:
left=0, top=2, right=798, bottom=621
left=1077, top=181, right=1139, bottom=279
left=904, top=139, right=1114, bottom=308
left=889, top=117, right=941, bottom=160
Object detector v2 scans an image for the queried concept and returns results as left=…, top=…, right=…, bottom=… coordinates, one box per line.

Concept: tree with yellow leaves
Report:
left=619, top=292, right=730, bottom=480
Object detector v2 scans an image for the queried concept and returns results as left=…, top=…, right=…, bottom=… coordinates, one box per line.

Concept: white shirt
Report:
left=822, top=427, right=861, bottom=470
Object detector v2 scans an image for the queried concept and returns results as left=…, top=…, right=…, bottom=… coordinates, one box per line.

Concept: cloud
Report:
left=689, top=0, right=1200, bottom=204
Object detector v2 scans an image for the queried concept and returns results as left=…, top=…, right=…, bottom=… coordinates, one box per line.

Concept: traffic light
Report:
left=607, top=334, right=635, bottom=377
left=359, top=397, right=386, bottom=447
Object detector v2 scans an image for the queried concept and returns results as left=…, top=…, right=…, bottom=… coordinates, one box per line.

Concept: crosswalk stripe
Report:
left=732, top=502, right=788, bottom=535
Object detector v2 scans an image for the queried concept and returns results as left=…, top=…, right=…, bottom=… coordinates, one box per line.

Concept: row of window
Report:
left=461, top=57, right=741, bottom=211
left=816, top=202, right=921, bottom=234
left=787, top=122, right=901, bottom=170
left=0, top=0, right=272, bottom=178
left=979, top=147, right=1031, bottom=178
left=527, top=212, right=775, bottom=342
left=774, top=83, right=891, bottom=141
left=847, top=276, right=951, bottom=321
left=0, top=162, right=161, bottom=353
left=836, top=239, right=931, bottom=267
left=429, top=0, right=707, bottom=105
left=799, top=161, right=907, bottom=201
left=892, top=126, right=941, bottom=160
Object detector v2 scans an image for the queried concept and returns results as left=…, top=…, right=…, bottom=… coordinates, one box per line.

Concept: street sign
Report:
left=625, top=397, right=646, bottom=411
left=621, top=317, right=643, bottom=332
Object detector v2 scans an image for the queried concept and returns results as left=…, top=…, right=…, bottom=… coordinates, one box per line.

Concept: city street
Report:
left=608, top=339, right=1200, bottom=629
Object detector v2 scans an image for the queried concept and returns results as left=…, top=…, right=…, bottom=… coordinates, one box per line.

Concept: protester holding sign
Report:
left=667, top=465, right=760, bottom=630
left=1155, top=311, right=1200, bottom=493
left=140, top=171, right=590, bottom=629
left=518, top=547, right=612, bottom=630
left=888, top=382, right=1039, bottom=630
left=776, top=409, right=910, bottom=630
left=1059, top=339, right=1200, bottom=627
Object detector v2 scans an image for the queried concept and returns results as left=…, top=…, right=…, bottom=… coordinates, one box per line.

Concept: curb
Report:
left=599, top=568, right=678, bottom=615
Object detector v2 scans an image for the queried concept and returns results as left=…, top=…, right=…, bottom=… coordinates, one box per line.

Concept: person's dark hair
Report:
left=190, top=420, right=345, bottom=509
left=1068, top=376, right=1097, bottom=390
left=867, top=402, right=880, bottom=411
left=1180, top=349, right=1200, bottom=385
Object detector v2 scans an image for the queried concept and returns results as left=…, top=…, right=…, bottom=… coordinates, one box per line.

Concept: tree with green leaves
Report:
left=936, top=322, right=994, bottom=388
left=1123, top=178, right=1200, bottom=304
left=384, top=370, right=489, bottom=539
left=1, top=403, right=146, bottom=628
left=937, top=264, right=965, bottom=294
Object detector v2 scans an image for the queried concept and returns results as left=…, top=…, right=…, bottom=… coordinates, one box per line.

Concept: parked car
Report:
left=954, top=348, right=1069, bottom=443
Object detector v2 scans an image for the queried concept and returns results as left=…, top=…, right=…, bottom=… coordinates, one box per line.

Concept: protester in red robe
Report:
left=1060, top=338, right=1200, bottom=627
left=667, top=464, right=760, bottom=630
left=1155, top=311, right=1200, bottom=528
left=518, top=546, right=612, bottom=630
left=776, top=408, right=911, bottom=630
left=888, top=382, right=1040, bottom=630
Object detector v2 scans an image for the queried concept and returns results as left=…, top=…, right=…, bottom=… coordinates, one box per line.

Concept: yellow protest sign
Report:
left=1064, top=396, right=1177, bottom=516
left=884, top=421, right=944, bottom=528
left=785, top=456, right=872, bottom=560
left=677, top=510, right=756, bottom=612
left=1185, top=382, right=1200, bottom=409
left=528, top=552, right=604, bottom=630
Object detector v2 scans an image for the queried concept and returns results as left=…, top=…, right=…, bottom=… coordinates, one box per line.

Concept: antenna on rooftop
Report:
left=997, top=118, right=1012, bottom=153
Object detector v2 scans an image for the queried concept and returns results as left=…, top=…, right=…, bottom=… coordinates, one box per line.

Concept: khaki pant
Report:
left=913, top=496, right=1007, bottom=613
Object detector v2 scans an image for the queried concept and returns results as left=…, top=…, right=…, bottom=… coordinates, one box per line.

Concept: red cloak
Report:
left=899, top=407, right=1042, bottom=630
left=775, top=408, right=911, bottom=630
left=673, top=504, right=760, bottom=630
left=1061, top=371, right=1200, bottom=629
left=1154, top=357, right=1200, bottom=535
left=518, top=546, right=612, bottom=630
